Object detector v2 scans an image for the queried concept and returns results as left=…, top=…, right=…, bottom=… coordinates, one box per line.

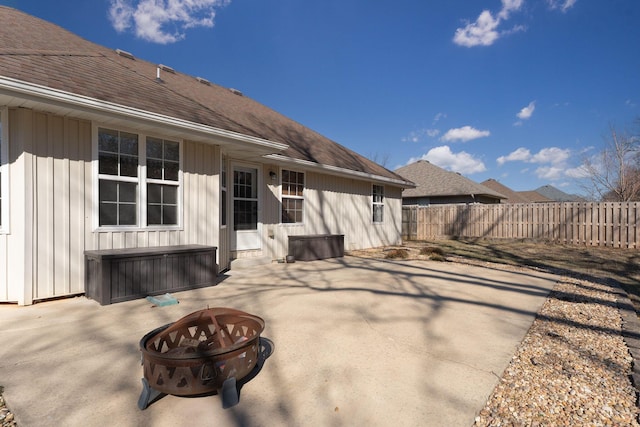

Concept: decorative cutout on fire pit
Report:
left=138, top=307, right=266, bottom=410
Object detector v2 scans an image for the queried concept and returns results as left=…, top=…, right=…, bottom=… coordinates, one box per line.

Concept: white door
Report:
left=232, top=165, right=261, bottom=251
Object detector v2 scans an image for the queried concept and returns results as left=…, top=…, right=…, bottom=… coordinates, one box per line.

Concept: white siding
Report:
left=261, top=166, right=403, bottom=260
left=1, top=108, right=221, bottom=304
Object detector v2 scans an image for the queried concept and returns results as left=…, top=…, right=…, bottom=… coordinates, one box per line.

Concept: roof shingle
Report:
left=0, top=6, right=408, bottom=184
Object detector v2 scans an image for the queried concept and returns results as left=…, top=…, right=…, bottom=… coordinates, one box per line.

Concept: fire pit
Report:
left=138, top=307, right=265, bottom=409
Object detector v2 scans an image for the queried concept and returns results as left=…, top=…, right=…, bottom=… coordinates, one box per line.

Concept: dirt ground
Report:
left=347, top=238, right=640, bottom=312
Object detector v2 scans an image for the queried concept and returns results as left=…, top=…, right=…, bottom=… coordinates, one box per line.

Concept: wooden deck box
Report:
left=84, top=245, right=218, bottom=305
left=288, top=234, right=344, bottom=261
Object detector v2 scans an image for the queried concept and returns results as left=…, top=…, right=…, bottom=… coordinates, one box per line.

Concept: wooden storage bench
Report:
left=288, top=234, right=344, bottom=261
left=84, top=245, right=218, bottom=305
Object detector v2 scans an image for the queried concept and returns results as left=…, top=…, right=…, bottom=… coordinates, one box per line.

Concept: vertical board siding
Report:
left=402, top=202, right=640, bottom=249
left=2, top=107, right=222, bottom=303
left=263, top=169, right=403, bottom=259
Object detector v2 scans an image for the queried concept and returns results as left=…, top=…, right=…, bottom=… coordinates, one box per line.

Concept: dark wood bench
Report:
left=84, top=245, right=218, bottom=305
left=287, top=234, right=344, bottom=261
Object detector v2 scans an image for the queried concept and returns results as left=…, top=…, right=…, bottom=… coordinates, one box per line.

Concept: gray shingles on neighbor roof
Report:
left=0, top=6, right=411, bottom=186
left=395, top=160, right=506, bottom=200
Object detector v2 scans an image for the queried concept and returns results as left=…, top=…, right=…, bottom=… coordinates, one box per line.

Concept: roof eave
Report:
left=0, top=75, right=289, bottom=153
left=264, top=154, right=415, bottom=188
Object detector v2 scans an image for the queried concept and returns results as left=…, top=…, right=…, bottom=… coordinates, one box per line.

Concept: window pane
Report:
left=99, top=180, right=117, bottom=202
left=147, top=159, right=163, bottom=179
left=98, top=128, right=118, bottom=152
left=119, top=182, right=137, bottom=203
left=373, top=205, right=383, bottom=223
left=98, top=152, right=118, bottom=175
left=99, top=203, right=117, bottom=226
left=234, top=200, right=257, bottom=230
left=163, top=185, right=177, bottom=203
left=165, top=141, right=179, bottom=161
left=147, top=184, right=162, bottom=203
left=164, top=161, right=179, bottom=181
left=163, top=206, right=177, bottom=225
left=120, top=155, right=138, bottom=177
left=119, top=204, right=137, bottom=225
left=147, top=205, right=161, bottom=225
left=120, top=132, right=138, bottom=155
left=146, top=138, right=163, bottom=159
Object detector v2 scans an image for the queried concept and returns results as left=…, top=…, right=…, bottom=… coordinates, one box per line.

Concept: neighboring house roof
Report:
left=517, top=191, right=553, bottom=203
left=481, top=179, right=531, bottom=203
left=534, top=185, right=584, bottom=202
left=0, top=6, right=412, bottom=187
left=395, top=160, right=506, bottom=201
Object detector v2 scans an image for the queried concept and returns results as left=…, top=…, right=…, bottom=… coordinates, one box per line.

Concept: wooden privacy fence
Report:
left=402, top=202, right=640, bottom=249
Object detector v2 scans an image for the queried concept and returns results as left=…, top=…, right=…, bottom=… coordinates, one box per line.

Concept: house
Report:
left=533, top=185, right=584, bottom=202
left=0, top=7, right=413, bottom=305
left=395, top=160, right=505, bottom=205
left=481, top=179, right=535, bottom=204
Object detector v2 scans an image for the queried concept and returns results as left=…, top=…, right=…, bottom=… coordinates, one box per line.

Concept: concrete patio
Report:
left=0, top=256, right=559, bottom=426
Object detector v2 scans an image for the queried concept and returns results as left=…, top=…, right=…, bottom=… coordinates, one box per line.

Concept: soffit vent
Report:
left=115, top=49, right=135, bottom=60
left=158, top=64, right=175, bottom=74
left=196, top=77, right=211, bottom=86
left=229, top=88, right=243, bottom=96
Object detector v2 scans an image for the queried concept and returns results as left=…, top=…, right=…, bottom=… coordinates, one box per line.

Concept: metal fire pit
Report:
left=138, top=307, right=265, bottom=409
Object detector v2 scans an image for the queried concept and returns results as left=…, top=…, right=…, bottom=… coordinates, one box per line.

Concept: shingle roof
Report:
left=395, top=161, right=506, bottom=200
left=517, top=191, right=553, bottom=203
left=480, top=179, right=530, bottom=203
left=0, top=6, right=409, bottom=185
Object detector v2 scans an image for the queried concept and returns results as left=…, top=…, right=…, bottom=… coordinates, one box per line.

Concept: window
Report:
left=97, top=127, right=181, bottom=228
left=146, top=138, right=179, bottom=225
left=372, top=184, right=384, bottom=223
left=282, top=169, right=304, bottom=224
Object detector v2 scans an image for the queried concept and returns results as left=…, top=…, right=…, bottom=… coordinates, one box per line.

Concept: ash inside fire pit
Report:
left=138, top=307, right=266, bottom=409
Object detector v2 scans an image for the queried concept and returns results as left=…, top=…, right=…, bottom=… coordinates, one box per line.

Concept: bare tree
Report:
left=581, top=121, right=640, bottom=201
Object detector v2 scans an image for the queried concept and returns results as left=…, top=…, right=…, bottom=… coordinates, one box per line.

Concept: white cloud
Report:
left=535, top=166, right=564, bottom=180
left=497, top=147, right=531, bottom=165
left=530, top=147, right=570, bottom=164
left=402, top=128, right=440, bottom=143
left=441, top=126, right=490, bottom=143
left=453, top=0, right=525, bottom=47
left=564, top=165, right=590, bottom=179
left=547, top=0, right=578, bottom=13
left=516, top=101, right=536, bottom=120
left=433, top=112, right=447, bottom=124
left=409, top=146, right=486, bottom=174
left=453, top=10, right=500, bottom=47
left=497, top=146, right=571, bottom=167
left=108, top=0, right=229, bottom=44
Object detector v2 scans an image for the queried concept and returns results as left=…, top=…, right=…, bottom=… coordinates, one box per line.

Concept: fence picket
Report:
left=402, top=202, right=639, bottom=249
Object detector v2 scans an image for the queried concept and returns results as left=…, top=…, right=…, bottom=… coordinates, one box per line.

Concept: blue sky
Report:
left=3, top=0, right=639, bottom=195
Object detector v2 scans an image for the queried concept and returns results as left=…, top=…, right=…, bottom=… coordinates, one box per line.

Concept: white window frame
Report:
left=280, top=168, right=305, bottom=225
left=93, top=125, right=183, bottom=231
left=372, top=184, right=384, bottom=224
left=0, top=107, right=8, bottom=234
